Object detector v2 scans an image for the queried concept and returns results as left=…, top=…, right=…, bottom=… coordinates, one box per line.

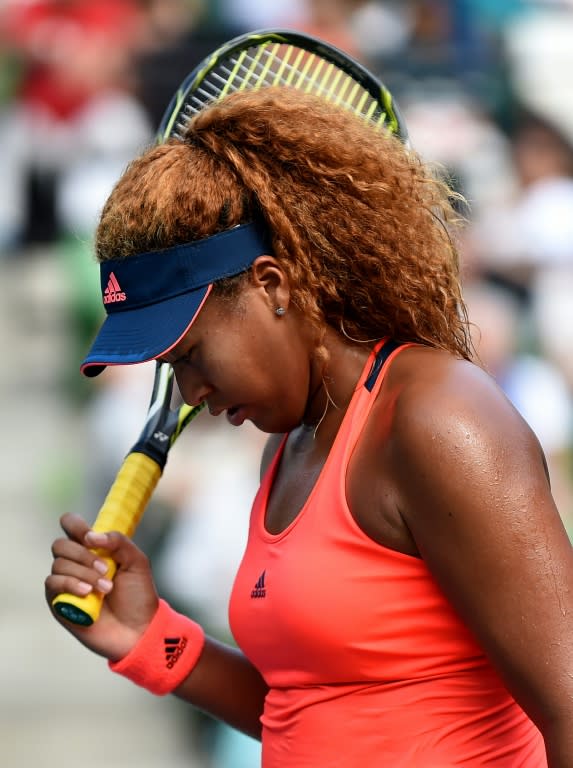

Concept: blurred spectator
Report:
left=215, top=0, right=307, bottom=32
left=470, top=111, right=573, bottom=291
left=532, top=265, right=573, bottom=395
left=494, top=4, right=573, bottom=391
left=465, top=279, right=573, bottom=534
left=133, top=0, right=235, bottom=132
left=358, top=1, right=513, bottom=105
left=504, top=2, right=573, bottom=151
left=468, top=108, right=573, bottom=394
left=0, top=0, right=151, bottom=248
left=0, top=1, right=161, bottom=402
left=403, top=88, right=515, bottom=218
left=293, top=0, right=364, bottom=58
left=348, top=1, right=414, bottom=62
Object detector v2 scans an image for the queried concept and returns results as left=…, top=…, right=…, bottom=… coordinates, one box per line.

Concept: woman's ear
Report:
left=250, top=255, right=291, bottom=311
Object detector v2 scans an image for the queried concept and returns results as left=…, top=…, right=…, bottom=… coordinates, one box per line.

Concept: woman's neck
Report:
left=301, top=331, right=373, bottom=438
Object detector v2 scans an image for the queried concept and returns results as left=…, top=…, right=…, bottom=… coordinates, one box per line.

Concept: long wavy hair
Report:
left=96, top=87, right=472, bottom=361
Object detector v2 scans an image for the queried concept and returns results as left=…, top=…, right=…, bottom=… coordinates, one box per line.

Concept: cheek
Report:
left=251, top=335, right=312, bottom=424
left=224, top=335, right=304, bottom=408
left=210, top=299, right=313, bottom=422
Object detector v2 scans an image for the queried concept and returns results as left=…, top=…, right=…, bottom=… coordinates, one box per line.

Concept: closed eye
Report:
left=173, top=346, right=196, bottom=367
left=157, top=345, right=195, bottom=367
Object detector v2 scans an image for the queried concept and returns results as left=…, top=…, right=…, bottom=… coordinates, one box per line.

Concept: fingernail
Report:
left=86, top=531, right=108, bottom=546
left=97, top=578, right=113, bottom=593
left=77, top=581, right=93, bottom=595
left=93, top=559, right=109, bottom=575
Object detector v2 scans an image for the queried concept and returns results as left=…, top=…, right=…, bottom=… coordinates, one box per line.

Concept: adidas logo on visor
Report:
left=103, top=271, right=127, bottom=304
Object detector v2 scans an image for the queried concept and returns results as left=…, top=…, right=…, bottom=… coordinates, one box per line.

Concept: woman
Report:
left=45, top=87, right=573, bottom=766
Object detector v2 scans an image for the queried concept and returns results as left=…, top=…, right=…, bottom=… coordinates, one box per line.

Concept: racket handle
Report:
left=51, top=452, right=162, bottom=627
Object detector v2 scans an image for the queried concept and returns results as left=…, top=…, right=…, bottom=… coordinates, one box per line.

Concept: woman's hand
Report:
left=45, top=513, right=159, bottom=662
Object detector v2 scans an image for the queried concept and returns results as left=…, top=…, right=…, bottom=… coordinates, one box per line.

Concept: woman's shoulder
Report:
left=376, top=345, right=542, bottom=462
left=350, top=344, right=549, bottom=552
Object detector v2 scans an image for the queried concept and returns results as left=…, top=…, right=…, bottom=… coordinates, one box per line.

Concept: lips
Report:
left=226, top=405, right=246, bottom=427
left=208, top=403, right=243, bottom=423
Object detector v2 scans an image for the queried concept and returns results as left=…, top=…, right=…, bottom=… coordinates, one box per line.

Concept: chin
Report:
left=253, top=412, right=299, bottom=435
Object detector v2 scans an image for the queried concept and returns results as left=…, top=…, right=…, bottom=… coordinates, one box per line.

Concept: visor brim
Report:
left=80, top=285, right=211, bottom=377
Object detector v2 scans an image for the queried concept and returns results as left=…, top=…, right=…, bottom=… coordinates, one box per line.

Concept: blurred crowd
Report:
left=1, top=1, right=573, bottom=767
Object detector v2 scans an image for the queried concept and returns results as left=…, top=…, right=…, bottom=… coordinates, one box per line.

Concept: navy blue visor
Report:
left=81, top=221, right=273, bottom=377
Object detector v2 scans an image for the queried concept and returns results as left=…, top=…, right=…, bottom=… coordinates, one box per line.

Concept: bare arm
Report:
left=174, top=635, right=268, bottom=739
left=388, top=355, right=573, bottom=766
left=46, top=514, right=268, bottom=739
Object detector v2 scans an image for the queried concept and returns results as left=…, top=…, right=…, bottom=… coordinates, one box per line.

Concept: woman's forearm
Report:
left=174, top=635, right=268, bottom=739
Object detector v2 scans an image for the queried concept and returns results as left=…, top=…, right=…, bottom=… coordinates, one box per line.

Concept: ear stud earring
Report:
left=275, top=307, right=286, bottom=317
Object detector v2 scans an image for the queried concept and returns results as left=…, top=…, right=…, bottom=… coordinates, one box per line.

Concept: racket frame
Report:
left=158, top=29, right=408, bottom=145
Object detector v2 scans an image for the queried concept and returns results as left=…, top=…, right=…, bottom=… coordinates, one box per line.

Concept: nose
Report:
left=173, top=367, right=212, bottom=407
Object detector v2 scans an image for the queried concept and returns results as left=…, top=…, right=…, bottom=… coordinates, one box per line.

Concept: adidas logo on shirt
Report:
left=164, top=636, right=188, bottom=669
left=251, top=570, right=266, bottom=599
left=103, top=271, right=127, bottom=304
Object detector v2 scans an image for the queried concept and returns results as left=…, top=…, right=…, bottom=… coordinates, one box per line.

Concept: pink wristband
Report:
left=109, top=599, right=205, bottom=696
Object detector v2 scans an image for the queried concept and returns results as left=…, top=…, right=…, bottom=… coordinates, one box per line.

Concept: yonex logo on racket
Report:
left=164, top=636, right=188, bottom=668
left=103, top=272, right=127, bottom=304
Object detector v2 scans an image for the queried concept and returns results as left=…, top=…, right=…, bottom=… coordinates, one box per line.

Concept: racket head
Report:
left=157, top=28, right=408, bottom=145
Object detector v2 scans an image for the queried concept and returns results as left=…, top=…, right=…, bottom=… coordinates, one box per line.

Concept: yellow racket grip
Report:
left=51, top=452, right=162, bottom=627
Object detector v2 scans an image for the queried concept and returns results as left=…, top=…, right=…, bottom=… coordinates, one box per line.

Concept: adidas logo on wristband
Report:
left=164, top=636, right=188, bottom=669
left=110, top=601, right=205, bottom=696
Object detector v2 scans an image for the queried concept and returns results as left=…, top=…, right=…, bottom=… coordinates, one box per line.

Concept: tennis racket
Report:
left=157, top=28, right=408, bottom=144
left=52, top=362, right=205, bottom=626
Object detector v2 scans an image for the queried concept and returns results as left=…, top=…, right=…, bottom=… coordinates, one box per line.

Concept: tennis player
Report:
left=46, top=88, right=573, bottom=766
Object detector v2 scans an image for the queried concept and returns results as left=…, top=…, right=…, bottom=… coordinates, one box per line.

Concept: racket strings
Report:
left=172, top=43, right=389, bottom=139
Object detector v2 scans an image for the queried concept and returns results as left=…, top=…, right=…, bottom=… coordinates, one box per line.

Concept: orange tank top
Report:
left=229, top=340, right=546, bottom=767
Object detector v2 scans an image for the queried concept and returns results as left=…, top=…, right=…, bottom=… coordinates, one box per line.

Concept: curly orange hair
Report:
left=96, top=87, right=472, bottom=360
